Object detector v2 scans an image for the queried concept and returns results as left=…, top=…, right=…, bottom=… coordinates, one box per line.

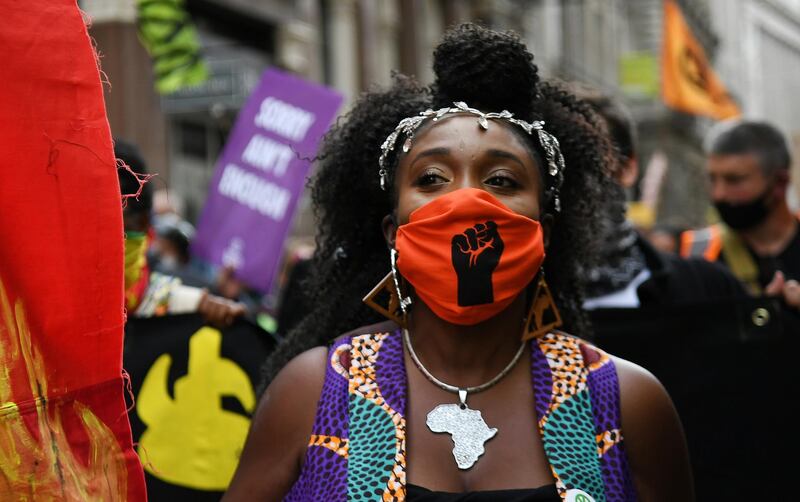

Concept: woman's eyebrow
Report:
left=411, top=147, right=450, bottom=166
left=486, top=149, right=526, bottom=168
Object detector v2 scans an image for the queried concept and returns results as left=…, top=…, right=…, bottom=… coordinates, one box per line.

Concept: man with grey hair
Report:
left=580, top=93, right=800, bottom=499
left=681, top=121, right=799, bottom=304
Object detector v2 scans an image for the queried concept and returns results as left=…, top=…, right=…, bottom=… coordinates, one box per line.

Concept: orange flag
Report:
left=661, top=0, right=741, bottom=120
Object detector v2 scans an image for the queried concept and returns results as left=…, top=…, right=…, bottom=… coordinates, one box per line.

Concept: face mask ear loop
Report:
left=390, top=248, right=413, bottom=315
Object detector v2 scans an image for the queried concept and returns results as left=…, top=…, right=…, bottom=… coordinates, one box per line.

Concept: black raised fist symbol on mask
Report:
left=451, top=221, right=504, bottom=306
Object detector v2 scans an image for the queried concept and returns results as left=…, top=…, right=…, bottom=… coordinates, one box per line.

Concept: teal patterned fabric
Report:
left=347, top=394, right=398, bottom=501
left=542, top=390, right=606, bottom=501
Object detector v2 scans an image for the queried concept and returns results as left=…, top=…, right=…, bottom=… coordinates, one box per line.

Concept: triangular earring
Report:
left=522, top=275, right=562, bottom=341
left=363, top=272, right=407, bottom=327
left=362, top=248, right=411, bottom=327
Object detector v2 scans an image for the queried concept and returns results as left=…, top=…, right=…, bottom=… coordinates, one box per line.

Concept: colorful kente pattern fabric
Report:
left=284, top=329, right=636, bottom=501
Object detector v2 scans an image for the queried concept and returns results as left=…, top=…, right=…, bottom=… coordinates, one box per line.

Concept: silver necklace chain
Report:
left=403, top=328, right=526, bottom=398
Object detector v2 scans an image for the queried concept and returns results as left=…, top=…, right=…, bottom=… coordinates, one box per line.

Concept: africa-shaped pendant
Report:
left=426, top=389, right=497, bottom=470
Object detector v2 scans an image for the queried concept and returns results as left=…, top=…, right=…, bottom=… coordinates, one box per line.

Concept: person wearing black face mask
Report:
left=713, top=185, right=774, bottom=231
left=577, top=92, right=800, bottom=500
left=681, top=121, right=800, bottom=303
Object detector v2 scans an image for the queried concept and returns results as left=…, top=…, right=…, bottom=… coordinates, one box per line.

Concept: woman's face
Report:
left=392, top=115, right=545, bottom=227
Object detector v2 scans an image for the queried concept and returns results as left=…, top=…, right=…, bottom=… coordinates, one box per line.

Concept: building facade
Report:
left=709, top=0, right=800, bottom=207
left=81, top=0, right=800, bottom=231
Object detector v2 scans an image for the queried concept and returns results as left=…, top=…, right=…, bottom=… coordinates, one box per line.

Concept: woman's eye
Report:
left=416, top=171, right=448, bottom=186
left=485, top=174, right=519, bottom=188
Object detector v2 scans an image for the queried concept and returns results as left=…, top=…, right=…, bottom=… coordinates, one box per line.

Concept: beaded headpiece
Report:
left=378, top=101, right=566, bottom=211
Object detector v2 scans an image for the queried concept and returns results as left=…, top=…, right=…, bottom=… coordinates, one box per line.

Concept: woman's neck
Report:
left=405, top=295, right=527, bottom=388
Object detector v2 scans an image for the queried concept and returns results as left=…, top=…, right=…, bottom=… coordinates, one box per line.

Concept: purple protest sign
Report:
left=192, top=68, right=342, bottom=293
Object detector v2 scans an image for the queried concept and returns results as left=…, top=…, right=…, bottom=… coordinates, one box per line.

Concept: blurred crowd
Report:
left=118, top=138, right=317, bottom=335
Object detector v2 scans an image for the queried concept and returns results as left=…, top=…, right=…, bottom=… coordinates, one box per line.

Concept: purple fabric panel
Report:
left=529, top=338, right=553, bottom=422
left=284, top=446, right=348, bottom=502
left=586, top=358, right=637, bottom=502
left=585, top=358, right=620, bottom=434
left=311, top=337, right=352, bottom=437
left=373, top=329, right=407, bottom=417
left=599, top=442, right=637, bottom=502
left=285, top=337, right=351, bottom=501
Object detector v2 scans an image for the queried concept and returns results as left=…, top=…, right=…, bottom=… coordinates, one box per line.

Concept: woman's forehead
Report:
left=403, top=115, right=534, bottom=157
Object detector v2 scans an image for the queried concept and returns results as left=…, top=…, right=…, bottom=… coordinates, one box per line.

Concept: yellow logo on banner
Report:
left=137, top=327, right=255, bottom=490
left=661, top=0, right=740, bottom=120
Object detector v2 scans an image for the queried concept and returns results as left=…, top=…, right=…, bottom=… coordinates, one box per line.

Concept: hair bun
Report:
left=432, top=24, right=540, bottom=120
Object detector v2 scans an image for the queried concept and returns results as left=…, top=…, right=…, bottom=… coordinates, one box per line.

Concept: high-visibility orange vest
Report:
left=680, top=225, right=723, bottom=261
left=682, top=215, right=800, bottom=295
left=680, top=223, right=762, bottom=294
left=681, top=215, right=800, bottom=263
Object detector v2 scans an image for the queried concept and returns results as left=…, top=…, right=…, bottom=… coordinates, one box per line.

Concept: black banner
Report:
left=124, top=314, right=275, bottom=501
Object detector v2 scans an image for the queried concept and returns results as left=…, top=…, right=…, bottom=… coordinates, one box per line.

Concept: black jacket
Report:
left=590, top=237, right=797, bottom=500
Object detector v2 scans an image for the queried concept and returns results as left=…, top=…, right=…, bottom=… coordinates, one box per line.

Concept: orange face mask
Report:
left=395, top=188, right=545, bottom=325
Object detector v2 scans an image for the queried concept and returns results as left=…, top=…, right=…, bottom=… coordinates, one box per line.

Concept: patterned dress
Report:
left=285, top=329, right=637, bottom=501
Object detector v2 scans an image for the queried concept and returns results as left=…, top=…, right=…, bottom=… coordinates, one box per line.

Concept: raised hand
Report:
left=198, top=291, right=247, bottom=328
left=451, top=221, right=504, bottom=306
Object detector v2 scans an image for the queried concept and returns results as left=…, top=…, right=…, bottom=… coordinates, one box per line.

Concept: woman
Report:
left=224, top=25, right=693, bottom=501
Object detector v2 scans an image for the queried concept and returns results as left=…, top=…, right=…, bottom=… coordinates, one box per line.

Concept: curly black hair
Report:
left=260, top=23, right=615, bottom=386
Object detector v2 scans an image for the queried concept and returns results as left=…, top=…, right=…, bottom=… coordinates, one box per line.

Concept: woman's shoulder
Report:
left=333, top=319, right=400, bottom=344
left=562, top=332, right=665, bottom=386
left=226, top=323, right=398, bottom=500
left=607, top=355, right=694, bottom=499
left=548, top=333, right=693, bottom=499
left=533, top=330, right=614, bottom=367
left=259, top=346, right=330, bottom=436
left=609, top=355, right=675, bottom=425
left=539, top=330, right=669, bottom=405
left=270, top=320, right=401, bottom=393
left=223, top=345, right=329, bottom=500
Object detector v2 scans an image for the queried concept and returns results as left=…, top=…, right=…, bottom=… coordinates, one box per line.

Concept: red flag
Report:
left=0, top=1, right=147, bottom=499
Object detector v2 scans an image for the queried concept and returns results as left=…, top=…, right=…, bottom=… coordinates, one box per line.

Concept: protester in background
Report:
left=574, top=89, right=746, bottom=311
left=226, top=24, right=692, bottom=502
left=146, top=215, right=208, bottom=287
left=681, top=121, right=800, bottom=303
left=579, top=92, right=799, bottom=500
left=152, top=216, right=194, bottom=273
left=273, top=241, right=315, bottom=337
left=117, top=139, right=245, bottom=326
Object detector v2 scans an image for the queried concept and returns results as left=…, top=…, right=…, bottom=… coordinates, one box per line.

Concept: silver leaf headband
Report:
left=378, top=101, right=566, bottom=211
